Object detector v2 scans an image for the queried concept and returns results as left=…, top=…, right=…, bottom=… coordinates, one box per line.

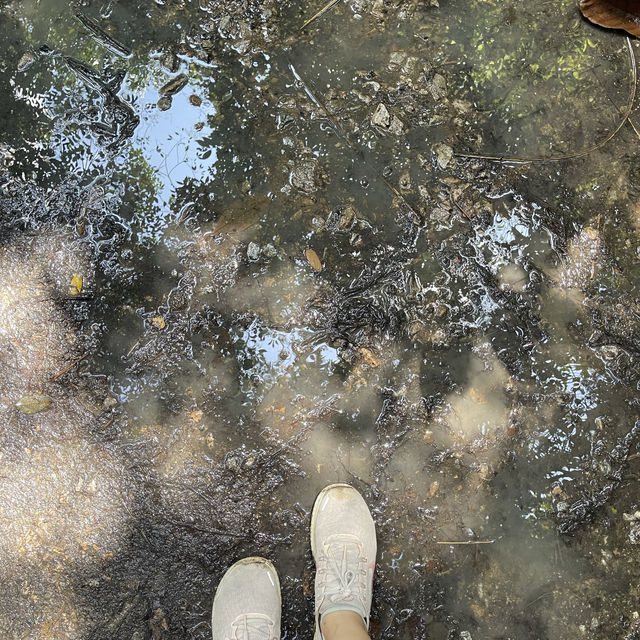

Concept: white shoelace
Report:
left=227, top=613, right=276, bottom=640
left=316, top=533, right=370, bottom=614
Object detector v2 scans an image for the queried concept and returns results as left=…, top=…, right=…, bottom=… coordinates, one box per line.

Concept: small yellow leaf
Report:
left=69, top=274, right=83, bottom=296
left=305, top=248, right=322, bottom=271
left=150, top=316, right=166, bottom=330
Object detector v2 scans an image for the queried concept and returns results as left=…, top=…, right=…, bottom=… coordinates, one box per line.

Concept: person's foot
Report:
left=311, top=483, right=377, bottom=639
left=211, top=557, right=281, bottom=640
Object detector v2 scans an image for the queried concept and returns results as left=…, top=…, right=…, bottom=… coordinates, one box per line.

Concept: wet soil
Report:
left=1, top=0, right=640, bottom=639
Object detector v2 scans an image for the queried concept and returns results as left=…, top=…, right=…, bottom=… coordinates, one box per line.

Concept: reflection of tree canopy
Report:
left=0, top=0, right=291, bottom=230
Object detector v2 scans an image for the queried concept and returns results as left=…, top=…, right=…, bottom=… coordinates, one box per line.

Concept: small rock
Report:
left=225, top=455, right=242, bottom=472
left=160, top=51, right=180, bottom=72
left=157, top=96, right=172, bottom=111
left=388, top=115, right=404, bottom=136
left=389, top=52, right=407, bottom=66
left=460, top=632, right=473, bottom=640
left=479, top=463, right=491, bottom=480
left=433, top=143, right=454, bottom=169
left=263, top=244, right=278, bottom=258
left=629, top=525, right=640, bottom=545
left=623, top=511, right=640, bottom=522
left=290, top=161, right=319, bottom=193
left=18, top=51, right=37, bottom=72
left=247, top=242, right=261, bottom=261
left=189, top=95, right=202, bottom=106
left=429, top=73, right=447, bottom=101
left=338, top=206, right=356, bottom=229
left=372, top=103, right=391, bottom=128
left=102, top=396, right=118, bottom=410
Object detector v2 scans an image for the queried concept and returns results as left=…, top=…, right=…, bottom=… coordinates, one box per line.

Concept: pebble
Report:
left=157, top=96, right=172, bottom=111
left=371, top=103, right=391, bottom=128
left=429, top=73, right=447, bottom=101
left=17, top=51, right=37, bottom=72
left=247, top=242, right=261, bottom=261
left=338, top=206, right=356, bottom=229
left=433, top=143, right=454, bottom=169
left=263, top=244, right=278, bottom=258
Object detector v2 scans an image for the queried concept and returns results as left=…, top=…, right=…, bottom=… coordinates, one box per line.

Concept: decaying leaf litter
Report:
left=1, top=0, right=640, bottom=639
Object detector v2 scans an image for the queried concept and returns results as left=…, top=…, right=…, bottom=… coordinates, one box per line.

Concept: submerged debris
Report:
left=16, top=393, right=52, bottom=414
left=159, top=73, right=189, bottom=96
left=74, top=8, right=132, bottom=57
left=557, top=421, right=640, bottom=534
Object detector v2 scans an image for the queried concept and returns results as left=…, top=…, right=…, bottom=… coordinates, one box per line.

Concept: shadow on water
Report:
left=1, top=0, right=640, bottom=639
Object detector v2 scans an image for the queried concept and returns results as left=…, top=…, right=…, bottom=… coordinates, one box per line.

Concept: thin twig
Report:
left=455, top=37, right=637, bottom=164
left=289, top=62, right=423, bottom=221
left=523, top=591, right=553, bottom=610
left=436, top=539, right=495, bottom=545
left=301, top=0, right=343, bottom=30
left=51, top=353, right=88, bottom=381
left=163, top=516, right=249, bottom=539
left=589, top=61, right=640, bottom=142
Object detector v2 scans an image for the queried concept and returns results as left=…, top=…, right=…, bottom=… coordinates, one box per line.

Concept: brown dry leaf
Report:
left=429, top=480, right=440, bottom=497
left=305, top=248, right=323, bottom=271
left=579, top=0, right=640, bottom=37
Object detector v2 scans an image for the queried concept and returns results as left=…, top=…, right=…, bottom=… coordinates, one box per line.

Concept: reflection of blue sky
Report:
left=234, top=318, right=339, bottom=399
left=527, top=355, right=604, bottom=460
left=126, top=73, right=218, bottom=242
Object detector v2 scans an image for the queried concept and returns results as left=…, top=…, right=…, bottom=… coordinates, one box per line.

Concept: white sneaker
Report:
left=311, top=483, right=377, bottom=639
left=211, top=557, right=281, bottom=640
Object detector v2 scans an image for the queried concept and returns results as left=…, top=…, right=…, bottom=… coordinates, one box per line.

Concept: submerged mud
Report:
left=1, top=0, right=640, bottom=639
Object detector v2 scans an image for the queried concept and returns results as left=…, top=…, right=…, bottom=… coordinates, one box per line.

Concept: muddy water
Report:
left=1, top=0, right=639, bottom=639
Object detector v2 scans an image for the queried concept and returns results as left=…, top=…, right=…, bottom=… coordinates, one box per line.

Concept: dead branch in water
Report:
left=301, top=0, right=343, bottom=30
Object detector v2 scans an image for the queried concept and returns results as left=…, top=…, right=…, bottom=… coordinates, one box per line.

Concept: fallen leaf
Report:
left=16, top=393, right=52, bottom=414
left=69, top=274, right=83, bottom=295
left=305, top=248, right=323, bottom=271
left=150, top=316, right=166, bottom=330
left=189, top=409, right=203, bottom=423
left=579, top=0, right=640, bottom=37
left=358, top=346, right=381, bottom=368
left=429, top=480, right=440, bottom=497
